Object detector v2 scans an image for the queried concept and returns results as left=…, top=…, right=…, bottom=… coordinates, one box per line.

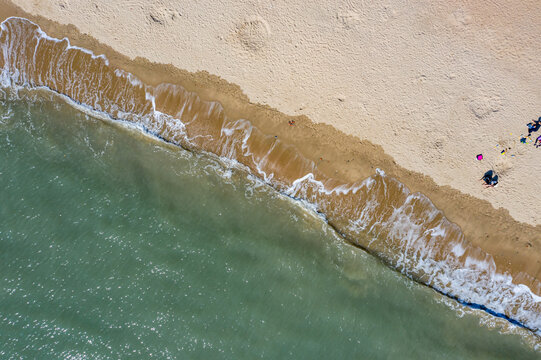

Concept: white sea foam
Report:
left=285, top=168, right=541, bottom=334
left=1, top=15, right=540, bottom=337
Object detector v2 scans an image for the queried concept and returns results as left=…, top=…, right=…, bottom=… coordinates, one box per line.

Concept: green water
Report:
left=0, top=92, right=538, bottom=359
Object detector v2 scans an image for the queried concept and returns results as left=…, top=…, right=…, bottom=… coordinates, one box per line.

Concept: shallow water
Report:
left=0, top=93, right=538, bottom=358
left=2, top=16, right=540, bottom=334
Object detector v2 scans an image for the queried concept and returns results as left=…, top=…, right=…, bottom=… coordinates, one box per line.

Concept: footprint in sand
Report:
left=148, top=6, right=182, bottom=26
left=337, top=11, right=361, bottom=29
left=468, top=93, right=503, bottom=119
left=449, top=8, right=473, bottom=27
left=233, top=16, right=271, bottom=52
left=56, top=0, right=69, bottom=10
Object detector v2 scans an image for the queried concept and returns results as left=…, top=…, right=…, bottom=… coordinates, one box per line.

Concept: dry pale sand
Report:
left=2, top=0, right=541, bottom=282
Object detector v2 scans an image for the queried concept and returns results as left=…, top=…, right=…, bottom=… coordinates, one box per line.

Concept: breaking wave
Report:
left=1, top=16, right=540, bottom=336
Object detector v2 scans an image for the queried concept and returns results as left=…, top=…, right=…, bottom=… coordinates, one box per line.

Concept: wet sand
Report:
left=1, top=0, right=540, bottom=327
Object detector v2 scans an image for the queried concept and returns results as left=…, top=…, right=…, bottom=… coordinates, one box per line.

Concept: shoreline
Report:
left=4, top=54, right=541, bottom=339
left=1, top=1, right=540, bottom=330
left=2, top=0, right=539, bottom=281
left=10, top=0, right=541, bottom=228
left=2, top=94, right=540, bottom=357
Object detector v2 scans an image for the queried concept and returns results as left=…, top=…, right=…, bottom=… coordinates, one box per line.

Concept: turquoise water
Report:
left=0, top=91, right=538, bottom=359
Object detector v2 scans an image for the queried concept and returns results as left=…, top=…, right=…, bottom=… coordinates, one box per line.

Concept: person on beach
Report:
left=527, top=117, right=541, bottom=136
left=480, top=170, right=499, bottom=188
left=535, top=135, right=541, bottom=148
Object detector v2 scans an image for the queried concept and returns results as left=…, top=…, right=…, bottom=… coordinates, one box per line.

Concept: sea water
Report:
left=0, top=91, right=538, bottom=358
left=2, top=16, right=541, bottom=335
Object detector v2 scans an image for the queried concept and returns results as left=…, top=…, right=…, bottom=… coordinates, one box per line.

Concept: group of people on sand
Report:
left=481, top=170, right=498, bottom=188
left=480, top=116, right=540, bottom=188
left=526, top=117, right=541, bottom=148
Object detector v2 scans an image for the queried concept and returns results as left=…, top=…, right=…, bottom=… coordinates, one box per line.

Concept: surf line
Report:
left=1, top=15, right=540, bottom=337
left=292, top=211, right=538, bottom=335
left=3, top=78, right=539, bottom=337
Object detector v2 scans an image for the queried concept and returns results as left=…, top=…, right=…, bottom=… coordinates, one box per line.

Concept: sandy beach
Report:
left=12, top=0, right=541, bottom=225
left=1, top=0, right=540, bottom=312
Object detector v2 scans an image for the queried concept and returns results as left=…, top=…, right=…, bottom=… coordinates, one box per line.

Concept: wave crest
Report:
left=1, top=16, right=539, bottom=335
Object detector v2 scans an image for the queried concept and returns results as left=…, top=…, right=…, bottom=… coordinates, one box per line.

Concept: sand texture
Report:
left=1, top=0, right=541, bottom=287
left=13, top=0, right=541, bottom=226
